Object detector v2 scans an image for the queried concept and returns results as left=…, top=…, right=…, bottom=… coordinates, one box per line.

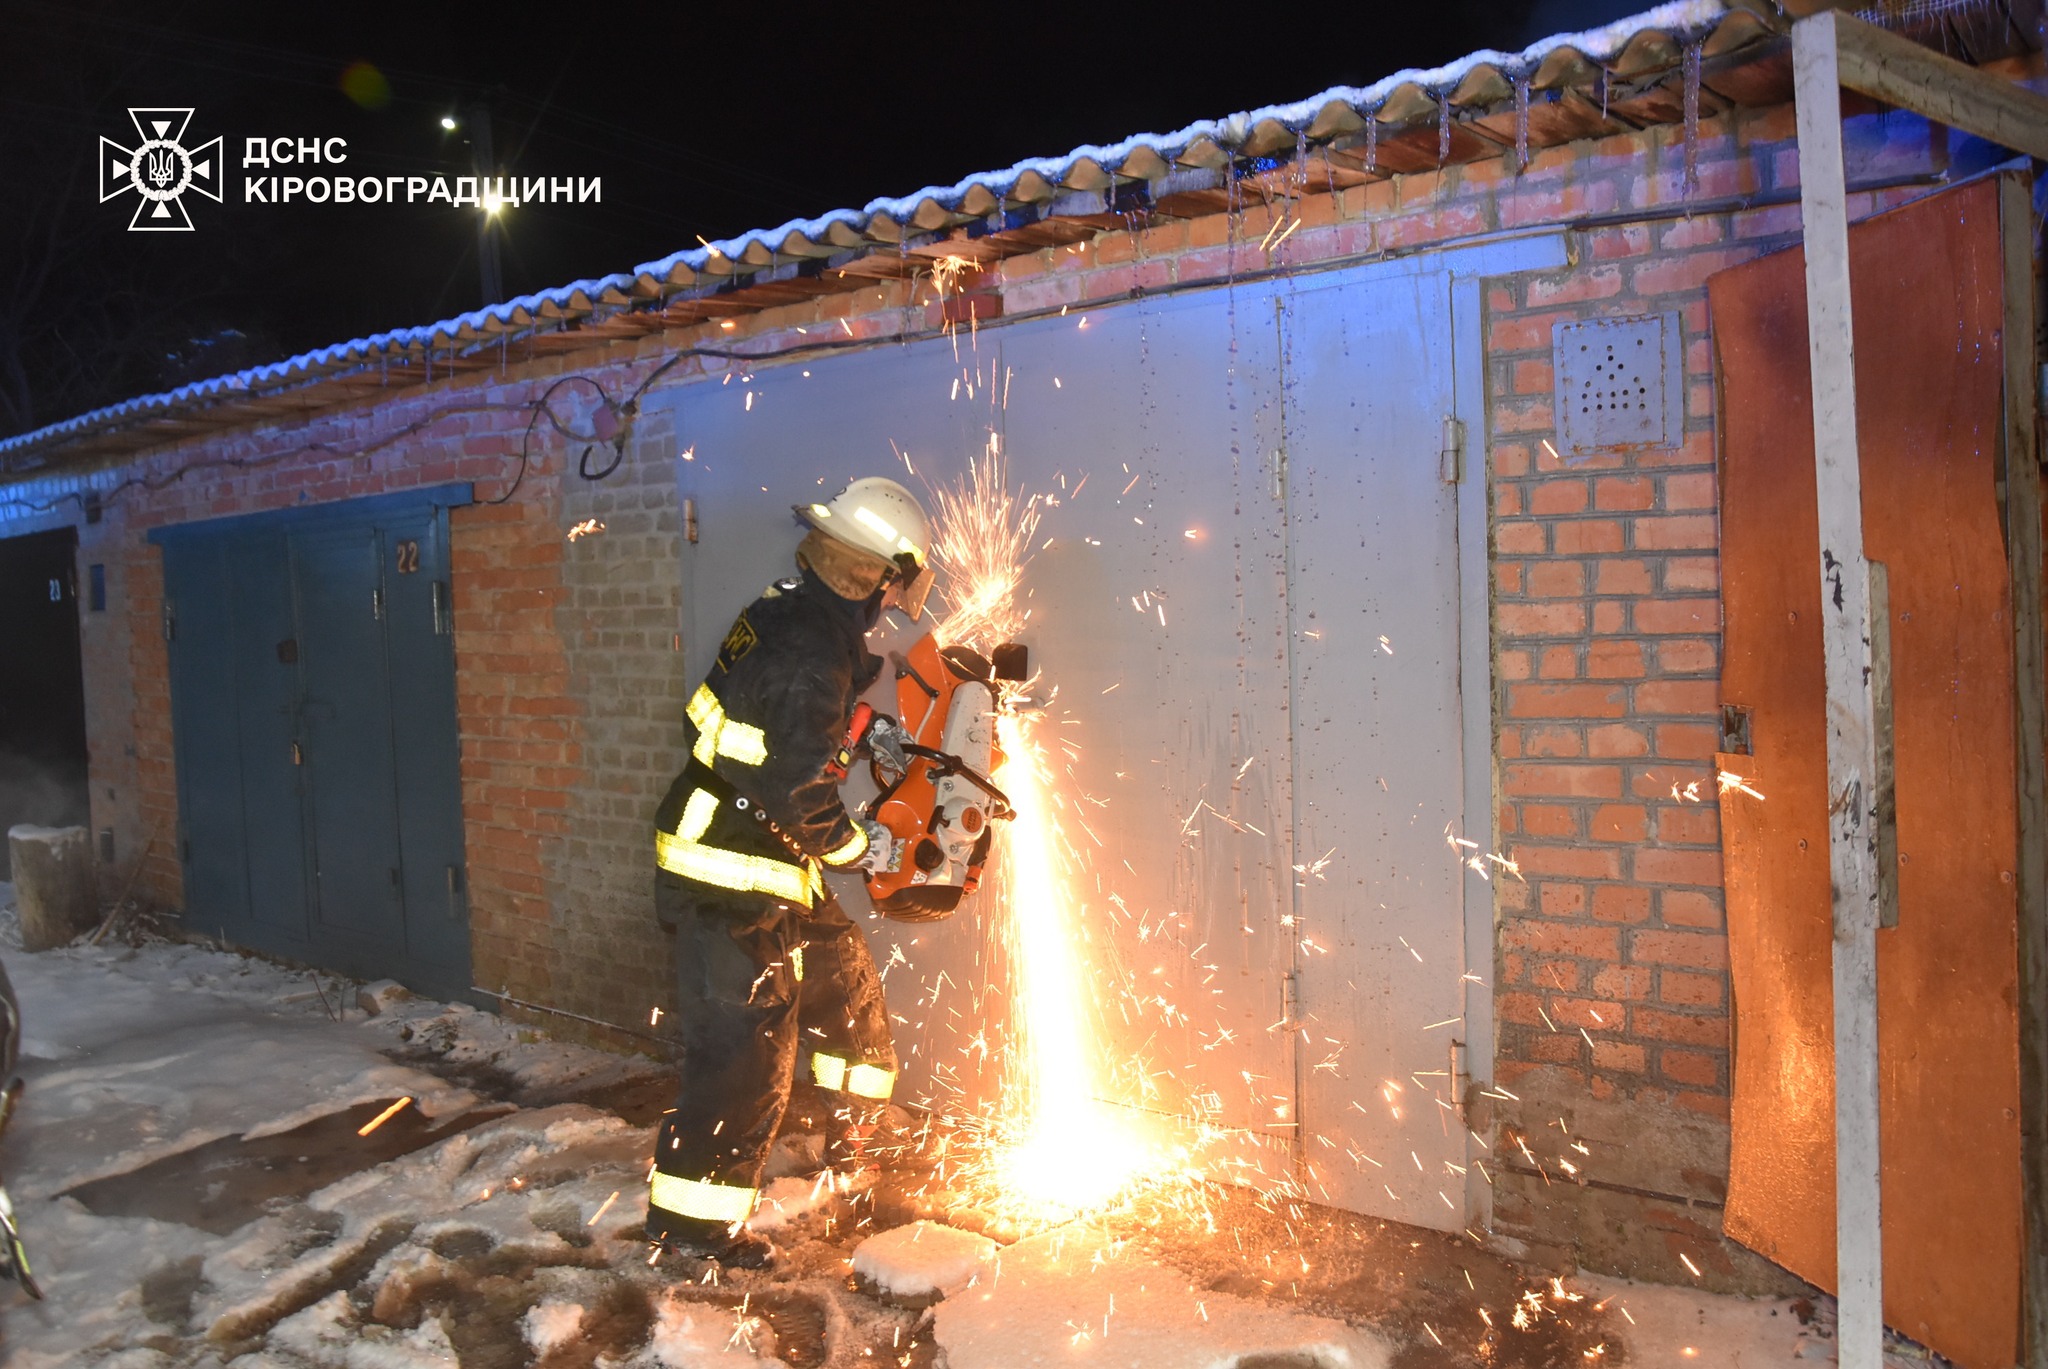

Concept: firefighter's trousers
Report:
left=645, top=872, right=896, bottom=1248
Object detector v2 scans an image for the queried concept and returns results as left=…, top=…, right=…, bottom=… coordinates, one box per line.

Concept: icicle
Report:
left=1437, top=92, right=1451, bottom=166
left=1682, top=38, right=1703, bottom=195
left=1364, top=106, right=1379, bottom=176
left=1296, top=126, right=1310, bottom=198
left=1600, top=69, right=1610, bottom=122
left=1513, top=74, right=1530, bottom=176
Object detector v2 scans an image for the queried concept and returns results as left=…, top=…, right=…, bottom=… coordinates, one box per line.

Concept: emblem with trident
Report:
left=98, top=108, right=222, bottom=232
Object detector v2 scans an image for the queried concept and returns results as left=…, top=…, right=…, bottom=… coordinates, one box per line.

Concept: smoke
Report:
left=0, top=755, right=92, bottom=879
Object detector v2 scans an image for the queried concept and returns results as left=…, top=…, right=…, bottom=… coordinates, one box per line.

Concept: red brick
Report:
left=1673, top=1091, right=1732, bottom=1119
left=1631, top=249, right=1754, bottom=297
left=1512, top=358, right=1554, bottom=395
left=1635, top=597, right=1719, bottom=635
left=1633, top=847, right=1724, bottom=887
left=1594, top=560, right=1653, bottom=596
left=1498, top=649, right=1534, bottom=681
left=1592, top=1040, right=1647, bottom=1074
left=1495, top=442, right=1532, bottom=478
left=1548, top=996, right=1625, bottom=1031
left=1515, top=843, right=1624, bottom=880
left=1662, top=557, right=1720, bottom=593
left=1590, top=803, right=1648, bottom=843
left=1496, top=520, right=1547, bottom=554
left=1538, top=646, right=1578, bottom=679
left=1541, top=883, right=1588, bottom=917
left=1498, top=602, right=1587, bottom=637
left=1593, top=476, right=1654, bottom=511
left=1592, top=885, right=1653, bottom=924
left=1502, top=763, right=1623, bottom=799
left=1632, top=514, right=1717, bottom=551
left=1554, top=520, right=1625, bottom=554
left=1503, top=919, right=1621, bottom=960
left=1586, top=723, right=1651, bottom=758
left=1659, top=969, right=1726, bottom=1008
left=1519, top=803, right=1580, bottom=838
left=1495, top=561, right=1525, bottom=594
left=1523, top=725, right=1584, bottom=758
left=1586, top=640, right=1645, bottom=679
left=1507, top=683, right=1626, bottom=719
left=1658, top=806, right=1720, bottom=844
left=1662, top=889, right=1728, bottom=930
left=1654, top=722, right=1721, bottom=761
left=1527, top=265, right=1625, bottom=307
left=1499, top=991, right=1548, bottom=1027
left=1663, top=472, right=1717, bottom=511
left=1632, top=930, right=1728, bottom=970
left=1592, top=964, right=1655, bottom=1001
left=1528, top=480, right=1588, bottom=516
left=1659, top=1047, right=1723, bottom=1087
left=1655, top=639, right=1719, bottom=674
left=1526, top=560, right=1585, bottom=597
left=1632, top=1007, right=1729, bottom=1047
left=1636, top=680, right=1719, bottom=715
left=1526, top=1034, right=1588, bottom=1065
left=1489, top=311, right=1565, bottom=352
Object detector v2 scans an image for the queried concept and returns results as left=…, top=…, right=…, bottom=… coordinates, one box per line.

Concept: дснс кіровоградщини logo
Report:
left=99, top=108, right=222, bottom=231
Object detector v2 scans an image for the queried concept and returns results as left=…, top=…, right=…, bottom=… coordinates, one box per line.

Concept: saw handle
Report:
left=825, top=702, right=876, bottom=782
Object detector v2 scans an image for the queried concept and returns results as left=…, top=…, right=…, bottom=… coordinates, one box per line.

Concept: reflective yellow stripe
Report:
left=648, top=1171, right=756, bottom=1225
left=678, top=788, right=718, bottom=841
left=655, top=829, right=813, bottom=904
left=790, top=945, right=805, bottom=982
left=689, top=684, right=768, bottom=768
left=810, top=1052, right=896, bottom=1101
left=820, top=824, right=868, bottom=868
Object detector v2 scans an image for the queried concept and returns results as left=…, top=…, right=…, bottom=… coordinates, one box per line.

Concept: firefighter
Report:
left=644, top=476, right=934, bottom=1268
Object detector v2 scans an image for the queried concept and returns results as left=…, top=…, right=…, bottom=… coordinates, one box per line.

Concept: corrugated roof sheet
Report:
left=7, top=0, right=2018, bottom=471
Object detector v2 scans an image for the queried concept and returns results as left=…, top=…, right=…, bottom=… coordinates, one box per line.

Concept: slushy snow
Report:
left=850, top=1220, right=996, bottom=1300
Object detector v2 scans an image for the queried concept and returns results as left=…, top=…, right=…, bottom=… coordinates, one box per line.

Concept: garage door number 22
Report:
left=395, top=540, right=420, bottom=574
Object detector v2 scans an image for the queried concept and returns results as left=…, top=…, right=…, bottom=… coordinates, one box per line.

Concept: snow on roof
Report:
left=1, top=0, right=1735, bottom=468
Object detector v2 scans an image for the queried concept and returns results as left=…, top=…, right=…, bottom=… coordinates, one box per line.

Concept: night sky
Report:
left=3, top=0, right=1640, bottom=438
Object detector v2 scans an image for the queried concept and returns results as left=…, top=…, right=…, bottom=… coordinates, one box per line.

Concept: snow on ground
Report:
left=0, top=889, right=1894, bottom=1368
left=850, top=1221, right=995, bottom=1302
left=934, top=1223, right=1391, bottom=1369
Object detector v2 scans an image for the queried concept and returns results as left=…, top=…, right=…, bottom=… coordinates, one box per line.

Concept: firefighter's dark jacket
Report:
left=656, top=565, right=885, bottom=887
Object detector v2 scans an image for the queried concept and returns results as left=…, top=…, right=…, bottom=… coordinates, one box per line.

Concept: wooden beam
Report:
left=1794, top=15, right=1889, bottom=1369
left=2000, top=168, right=2048, bottom=1369
left=1825, top=9, right=2048, bottom=160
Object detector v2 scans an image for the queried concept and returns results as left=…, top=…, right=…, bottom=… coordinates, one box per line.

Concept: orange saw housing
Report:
left=863, top=633, right=1025, bottom=921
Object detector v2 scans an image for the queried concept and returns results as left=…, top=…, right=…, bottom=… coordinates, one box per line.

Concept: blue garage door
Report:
left=150, top=486, right=472, bottom=999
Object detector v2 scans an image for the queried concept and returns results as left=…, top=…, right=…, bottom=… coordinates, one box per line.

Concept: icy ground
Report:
left=0, top=897, right=1868, bottom=1367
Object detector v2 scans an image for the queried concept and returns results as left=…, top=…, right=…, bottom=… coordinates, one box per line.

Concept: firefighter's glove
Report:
left=854, top=820, right=900, bottom=874
left=865, top=715, right=911, bottom=781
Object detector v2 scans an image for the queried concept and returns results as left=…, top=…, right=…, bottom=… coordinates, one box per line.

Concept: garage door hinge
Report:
left=1440, top=415, right=1465, bottom=484
left=371, top=587, right=384, bottom=621
left=161, top=599, right=176, bottom=642
left=1282, top=969, right=1301, bottom=1028
left=432, top=580, right=450, bottom=635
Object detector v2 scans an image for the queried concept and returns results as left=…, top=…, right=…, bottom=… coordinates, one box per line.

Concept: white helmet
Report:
left=795, top=477, right=935, bottom=619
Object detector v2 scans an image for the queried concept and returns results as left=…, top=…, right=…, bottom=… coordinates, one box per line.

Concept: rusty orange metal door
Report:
left=1710, top=175, right=2023, bottom=1369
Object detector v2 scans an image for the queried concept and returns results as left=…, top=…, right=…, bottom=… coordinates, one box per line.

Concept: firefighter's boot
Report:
left=664, top=1224, right=776, bottom=1271
left=823, top=1100, right=886, bottom=1176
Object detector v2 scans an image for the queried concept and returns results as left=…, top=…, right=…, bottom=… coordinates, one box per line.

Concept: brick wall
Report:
left=0, top=87, right=1996, bottom=1277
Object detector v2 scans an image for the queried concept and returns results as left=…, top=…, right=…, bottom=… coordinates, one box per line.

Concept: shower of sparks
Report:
left=356, top=1096, right=412, bottom=1137
left=586, top=1190, right=619, bottom=1226
left=566, top=518, right=605, bottom=541
left=1716, top=769, right=1765, bottom=800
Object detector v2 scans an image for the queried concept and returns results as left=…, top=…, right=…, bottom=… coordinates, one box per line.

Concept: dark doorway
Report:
left=0, top=528, right=90, bottom=878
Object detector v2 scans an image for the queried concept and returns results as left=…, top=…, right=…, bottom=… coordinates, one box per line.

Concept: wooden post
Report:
left=1793, top=16, right=1890, bottom=1369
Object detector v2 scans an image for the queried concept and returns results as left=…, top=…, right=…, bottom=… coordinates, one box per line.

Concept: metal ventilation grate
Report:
left=1553, top=313, right=1683, bottom=455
